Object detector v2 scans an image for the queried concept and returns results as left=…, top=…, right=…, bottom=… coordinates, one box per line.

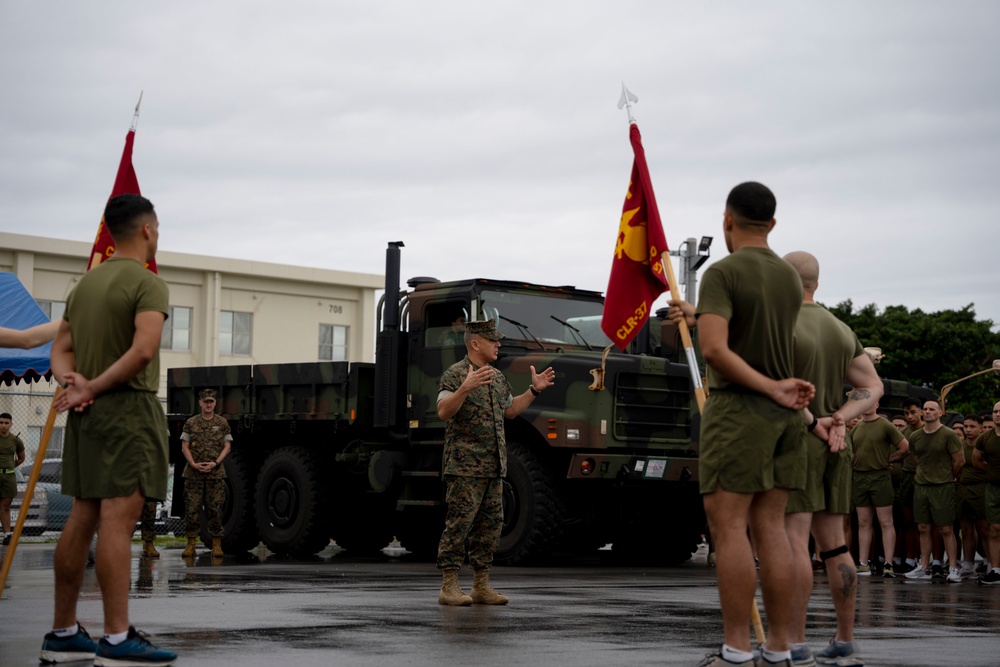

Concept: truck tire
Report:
left=496, top=441, right=567, bottom=565
left=396, top=509, right=444, bottom=561
left=255, top=447, right=331, bottom=557
left=198, top=451, right=259, bottom=554
left=332, top=505, right=395, bottom=555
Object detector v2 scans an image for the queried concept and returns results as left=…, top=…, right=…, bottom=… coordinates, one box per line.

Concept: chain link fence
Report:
left=2, top=381, right=177, bottom=544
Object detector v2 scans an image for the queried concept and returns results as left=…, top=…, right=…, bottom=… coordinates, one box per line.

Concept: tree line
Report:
left=823, top=301, right=1000, bottom=417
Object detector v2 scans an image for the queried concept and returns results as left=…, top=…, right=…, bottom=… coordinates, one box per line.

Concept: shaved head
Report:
left=783, top=251, right=819, bottom=293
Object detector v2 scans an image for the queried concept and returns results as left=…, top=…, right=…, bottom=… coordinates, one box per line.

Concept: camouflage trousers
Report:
left=184, top=477, right=226, bottom=538
left=436, top=475, right=503, bottom=571
left=140, top=501, right=158, bottom=543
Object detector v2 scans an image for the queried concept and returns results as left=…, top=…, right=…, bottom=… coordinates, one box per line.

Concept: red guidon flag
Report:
left=86, top=129, right=158, bottom=273
left=601, top=123, right=669, bottom=349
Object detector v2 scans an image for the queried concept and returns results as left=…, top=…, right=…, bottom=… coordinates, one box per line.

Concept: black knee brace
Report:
left=820, top=544, right=849, bottom=561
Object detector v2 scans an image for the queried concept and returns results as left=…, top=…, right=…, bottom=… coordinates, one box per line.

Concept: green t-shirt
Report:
left=960, top=439, right=989, bottom=484
left=910, top=426, right=963, bottom=485
left=696, top=247, right=803, bottom=391
left=0, top=432, right=25, bottom=469
left=64, top=257, right=169, bottom=393
left=793, top=304, right=864, bottom=417
left=851, top=417, right=904, bottom=472
left=900, top=423, right=921, bottom=473
left=975, top=428, right=1000, bottom=484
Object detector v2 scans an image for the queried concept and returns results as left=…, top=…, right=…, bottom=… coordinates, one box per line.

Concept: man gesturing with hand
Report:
left=435, top=318, right=554, bottom=606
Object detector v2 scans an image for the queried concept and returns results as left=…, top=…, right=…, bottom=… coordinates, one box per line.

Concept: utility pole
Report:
left=669, top=236, right=713, bottom=305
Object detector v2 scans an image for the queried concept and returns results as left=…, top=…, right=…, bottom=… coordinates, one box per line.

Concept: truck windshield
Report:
left=478, top=290, right=613, bottom=348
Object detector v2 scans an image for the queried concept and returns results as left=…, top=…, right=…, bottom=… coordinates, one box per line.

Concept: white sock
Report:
left=104, top=630, right=129, bottom=646
left=992, top=568, right=1000, bottom=574
left=893, top=557, right=902, bottom=565
left=721, top=644, right=754, bottom=663
left=761, top=647, right=793, bottom=663
left=931, top=559, right=941, bottom=567
left=906, top=558, right=917, bottom=566
left=53, top=624, right=79, bottom=638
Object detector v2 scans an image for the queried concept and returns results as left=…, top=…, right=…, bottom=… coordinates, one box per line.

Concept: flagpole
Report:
left=130, top=91, right=143, bottom=132
left=618, top=86, right=759, bottom=645
left=618, top=84, right=706, bottom=413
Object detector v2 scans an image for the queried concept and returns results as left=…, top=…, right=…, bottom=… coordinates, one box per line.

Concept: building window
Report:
left=319, top=324, right=348, bottom=361
left=160, top=306, right=192, bottom=351
left=36, top=300, right=66, bottom=321
left=26, top=426, right=64, bottom=460
left=220, top=311, right=252, bottom=356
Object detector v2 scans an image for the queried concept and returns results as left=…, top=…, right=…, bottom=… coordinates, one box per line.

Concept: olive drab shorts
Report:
left=436, top=475, right=503, bottom=572
left=184, top=477, right=226, bottom=538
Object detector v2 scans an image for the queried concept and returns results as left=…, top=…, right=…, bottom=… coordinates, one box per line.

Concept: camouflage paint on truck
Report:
left=166, top=243, right=706, bottom=564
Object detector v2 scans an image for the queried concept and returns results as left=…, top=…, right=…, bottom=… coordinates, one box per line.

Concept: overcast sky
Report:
left=1, top=2, right=998, bottom=338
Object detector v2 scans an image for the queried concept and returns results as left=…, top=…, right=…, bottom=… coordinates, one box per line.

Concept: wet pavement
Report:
left=1, top=542, right=998, bottom=666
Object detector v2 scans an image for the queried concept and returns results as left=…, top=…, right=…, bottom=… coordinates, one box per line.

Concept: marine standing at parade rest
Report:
left=780, top=251, right=882, bottom=667
left=689, top=182, right=814, bottom=667
left=43, top=193, right=176, bottom=665
left=973, top=401, right=1000, bottom=584
left=0, top=412, right=26, bottom=546
left=180, top=388, right=232, bottom=558
left=903, top=400, right=964, bottom=583
left=435, top=318, right=554, bottom=606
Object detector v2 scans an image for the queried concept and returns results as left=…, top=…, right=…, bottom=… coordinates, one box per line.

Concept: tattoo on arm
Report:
left=846, top=388, right=871, bottom=402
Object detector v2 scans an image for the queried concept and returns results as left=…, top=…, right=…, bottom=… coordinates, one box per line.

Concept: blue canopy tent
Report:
left=0, top=272, right=53, bottom=385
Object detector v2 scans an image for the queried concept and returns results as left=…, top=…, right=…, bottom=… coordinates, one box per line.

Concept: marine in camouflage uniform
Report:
left=139, top=501, right=160, bottom=557
left=435, top=319, right=554, bottom=606
left=180, top=388, right=232, bottom=557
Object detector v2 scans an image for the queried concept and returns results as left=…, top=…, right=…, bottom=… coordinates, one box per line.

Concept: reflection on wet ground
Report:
left=1, top=542, right=997, bottom=666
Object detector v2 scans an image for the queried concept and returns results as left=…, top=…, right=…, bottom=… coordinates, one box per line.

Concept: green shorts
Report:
left=787, top=433, right=853, bottom=515
left=914, top=483, right=956, bottom=526
left=956, top=483, right=986, bottom=522
left=699, top=390, right=806, bottom=495
left=63, top=390, right=169, bottom=501
left=897, top=471, right=916, bottom=506
left=852, top=469, right=894, bottom=508
left=0, top=471, right=15, bottom=498
left=986, top=483, right=1000, bottom=524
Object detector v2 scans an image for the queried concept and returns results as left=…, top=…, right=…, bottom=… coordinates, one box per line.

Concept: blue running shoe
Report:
left=40, top=623, right=99, bottom=663
left=815, top=638, right=863, bottom=666
left=94, top=626, right=177, bottom=666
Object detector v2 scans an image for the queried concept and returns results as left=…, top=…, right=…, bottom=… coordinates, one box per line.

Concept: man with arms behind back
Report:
left=685, top=182, right=814, bottom=667
left=42, top=194, right=177, bottom=666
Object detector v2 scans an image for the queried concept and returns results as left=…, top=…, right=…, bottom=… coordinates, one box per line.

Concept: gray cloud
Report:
left=1, top=0, right=997, bottom=334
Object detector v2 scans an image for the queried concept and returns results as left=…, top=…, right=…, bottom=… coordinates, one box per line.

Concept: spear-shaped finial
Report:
left=617, top=83, right=638, bottom=124
left=130, top=91, right=144, bottom=132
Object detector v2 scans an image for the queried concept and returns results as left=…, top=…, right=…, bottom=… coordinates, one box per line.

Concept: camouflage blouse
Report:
left=181, top=414, right=232, bottom=479
left=439, top=356, right=513, bottom=478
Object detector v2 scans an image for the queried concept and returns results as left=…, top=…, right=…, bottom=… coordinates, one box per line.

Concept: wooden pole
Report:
left=0, top=387, right=61, bottom=599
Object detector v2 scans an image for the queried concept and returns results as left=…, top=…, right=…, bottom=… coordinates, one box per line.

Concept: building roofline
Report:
left=0, top=231, right=384, bottom=289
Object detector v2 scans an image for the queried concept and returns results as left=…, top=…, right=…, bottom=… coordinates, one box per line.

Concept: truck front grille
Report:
left=614, top=372, right=691, bottom=444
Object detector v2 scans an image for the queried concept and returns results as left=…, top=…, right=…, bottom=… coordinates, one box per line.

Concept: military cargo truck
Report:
left=166, top=242, right=705, bottom=564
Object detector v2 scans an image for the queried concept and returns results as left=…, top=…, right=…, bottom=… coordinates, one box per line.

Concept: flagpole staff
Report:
left=0, top=388, right=62, bottom=598
left=617, top=84, right=705, bottom=414
left=618, top=84, right=760, bottom=644
left=130, top=91, right=143, bottom=132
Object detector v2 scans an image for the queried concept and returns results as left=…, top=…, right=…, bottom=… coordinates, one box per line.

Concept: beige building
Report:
left=0, top=231, right=383, bottom=459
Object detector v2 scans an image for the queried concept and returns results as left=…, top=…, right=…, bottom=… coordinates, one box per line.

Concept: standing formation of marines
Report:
left=14, top=183, right=996, bottom=667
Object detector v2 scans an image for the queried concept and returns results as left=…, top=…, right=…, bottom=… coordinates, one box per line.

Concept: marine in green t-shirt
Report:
left=907, top=400, right=964, bottom=579
left=0, top=412, right=27, bottom=541
left=47, top=193, right=178, bottom=663
left=687, top=182, right=816, bottom=658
